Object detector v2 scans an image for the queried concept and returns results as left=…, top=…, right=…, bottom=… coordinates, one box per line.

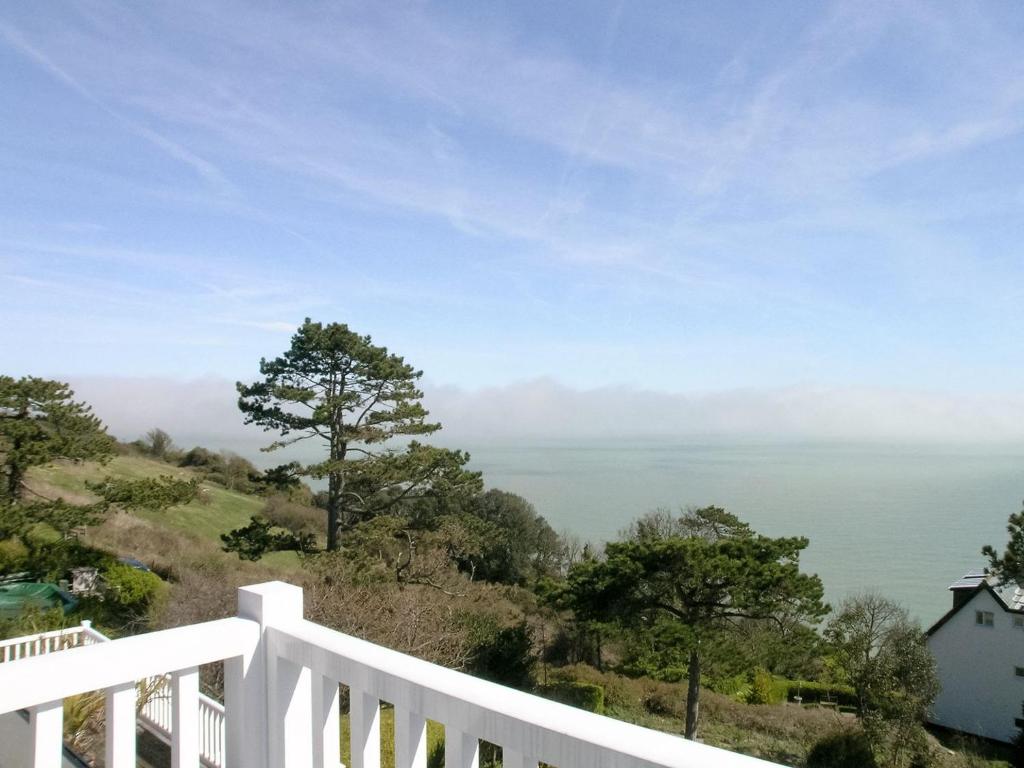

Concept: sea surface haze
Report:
left=453, top=438, right=1024, bottom=625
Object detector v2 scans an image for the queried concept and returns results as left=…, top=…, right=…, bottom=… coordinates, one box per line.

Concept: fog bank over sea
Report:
left=69, top=376, right=1024, bottom=623
left=69, top=376, right=1024, bottom=446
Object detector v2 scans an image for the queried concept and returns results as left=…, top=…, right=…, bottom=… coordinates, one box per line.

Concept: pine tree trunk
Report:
left=326, top=472, right=340, bottom=551
left=326, top=436, right=345, bottom=551
left=4, top=429, right=23, bottom=502
left=684, top=648, right=701, bottom=740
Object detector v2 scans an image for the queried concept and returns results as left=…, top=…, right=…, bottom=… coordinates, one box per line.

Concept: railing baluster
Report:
left=394, top=705, right=426, bottom=768
left=105, top=681, right=137, bottom=768
left=269, top=655, right=312, bottom=768
left=312, top=672, right=340, bottom=768
left=30, top=698, right=63, bottom=768
left=205, top=708, right=212, bottom=761
left=172, top=666, right=200, bottom=768
left=349, top=690, right=381, bottom=768
left=445, top=728, right=479, bottom=768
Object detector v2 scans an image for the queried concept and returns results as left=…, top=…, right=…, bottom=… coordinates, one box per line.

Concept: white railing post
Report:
left=394, top=706, right=426, bottom=768
left=105, top=681, right=137, bottom=768
left=312, top=674, right=341, bottom=768
left=349, top=690, right=381, bottom=768
left=172, top=667, right=200, bottom=768
left=234, top=581, right=309, bottom=768
left=444, top=728, right=479, bottom=768
left=228, top=588, right=271, bottom=768
left=30, top=699, right=63, bottom=768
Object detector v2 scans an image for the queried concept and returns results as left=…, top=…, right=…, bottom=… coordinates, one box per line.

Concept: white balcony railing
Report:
left=0, top=581, right=781, bottom=768
left=0, top=619, right=227, bottom=767
left=0, top=621, right=104, bottom=661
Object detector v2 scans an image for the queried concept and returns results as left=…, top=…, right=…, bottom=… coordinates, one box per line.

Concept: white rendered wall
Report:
left=928, top=589, right=1024, bottom=743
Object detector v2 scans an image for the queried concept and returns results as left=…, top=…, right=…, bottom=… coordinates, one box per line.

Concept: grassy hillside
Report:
left=26, top=453, right=303, bottom=571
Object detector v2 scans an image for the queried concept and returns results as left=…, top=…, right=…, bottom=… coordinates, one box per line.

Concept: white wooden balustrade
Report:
left=0, top=621, right=103, bottom=662
left=0, top=581, right=783, bottom=768
left=0, top=619, right=227, bottom=767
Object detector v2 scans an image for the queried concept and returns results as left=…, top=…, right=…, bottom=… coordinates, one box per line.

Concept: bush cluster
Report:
left=102, top=561, right=165, bottom=617
left=785, top=680, right=857, bottom=708
left=538, top=681, right=605, bottom=713
left=806, top=728, right=877, bottom=768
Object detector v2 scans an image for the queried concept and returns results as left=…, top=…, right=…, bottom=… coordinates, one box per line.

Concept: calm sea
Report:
left=453, top=439, right=1024, bottom=626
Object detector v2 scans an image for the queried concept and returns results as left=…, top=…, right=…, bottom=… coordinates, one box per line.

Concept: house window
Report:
left=1014, top=615, right=1024, bottom=628
left=1014, top=667, right=1024, bottom=678
left=977, top=610, right=995, bottom=626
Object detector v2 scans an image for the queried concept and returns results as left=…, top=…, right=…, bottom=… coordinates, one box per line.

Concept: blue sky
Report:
left=2, top=1, right=1024, bottom=411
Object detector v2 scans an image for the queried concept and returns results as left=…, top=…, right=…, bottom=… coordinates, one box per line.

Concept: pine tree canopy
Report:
left=233, top=319, right=481, bottom=553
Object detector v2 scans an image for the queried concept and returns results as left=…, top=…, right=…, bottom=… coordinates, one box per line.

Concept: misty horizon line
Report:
left=31, top=374, right=1024, bottom=451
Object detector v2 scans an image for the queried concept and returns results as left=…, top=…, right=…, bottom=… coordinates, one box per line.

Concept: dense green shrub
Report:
left=546, top=664, right=635, bottom=712
left=0, top=538, right=29, bottom=574
left=178, top=448, right=258, bottom=493
left=103, top=562, right=165, bottom=618
left=641, top=687, right=679, bottom=716
left=617, top=615, right=692, bottom=681
left=467, top=620, right=536, bottom=690
left=707, top=672, right=751, bottom=701
left=785, top=679, right=857, bottom=707
left=746, top=668, right=778, bottom=705
left=806, top=728, right=877, bottom=768
left=538, top=681, right=605, bottom=713
left=462, top=490, right=562, bottom=585
left=261, top=495, right=321, bottom=537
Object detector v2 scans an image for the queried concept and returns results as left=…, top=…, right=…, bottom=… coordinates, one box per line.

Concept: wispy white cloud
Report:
left=0, top=20, right=233, bottom=194
left=6, top=0, right=1020, bottom=277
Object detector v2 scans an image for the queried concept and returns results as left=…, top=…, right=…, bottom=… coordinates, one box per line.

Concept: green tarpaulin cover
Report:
left=0, top=583, right=77, bottom=620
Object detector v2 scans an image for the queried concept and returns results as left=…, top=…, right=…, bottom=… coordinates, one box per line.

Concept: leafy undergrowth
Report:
left=544, top=663, right=1015, bottom=768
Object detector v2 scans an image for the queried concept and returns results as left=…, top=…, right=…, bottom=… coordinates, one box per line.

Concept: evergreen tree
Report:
left=1, top=376, right=115, bottom=502
left=234, top=319, right=480, bottom=553
left=983, top=503, right=1024, bottom=585
left=559, top=506, right=827, bottom=739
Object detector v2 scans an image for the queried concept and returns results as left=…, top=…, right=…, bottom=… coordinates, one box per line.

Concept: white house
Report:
left=927, top=569, right=1024, bottom=743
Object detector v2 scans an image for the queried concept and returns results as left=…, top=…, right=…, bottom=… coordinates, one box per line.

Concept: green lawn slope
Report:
left=26, top=453, right=303, bottom=571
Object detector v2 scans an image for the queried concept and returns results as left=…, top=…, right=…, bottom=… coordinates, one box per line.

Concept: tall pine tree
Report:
left=236, top=319, right=480, bottom=552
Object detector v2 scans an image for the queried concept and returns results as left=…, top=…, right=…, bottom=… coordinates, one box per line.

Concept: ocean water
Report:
left=455, top=439, right=1024, bottom=626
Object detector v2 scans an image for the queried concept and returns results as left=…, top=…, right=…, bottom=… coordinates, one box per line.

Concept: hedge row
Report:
left=538, top=681, right=606, bottom=714
left=785, top=680, right=857, bottom=708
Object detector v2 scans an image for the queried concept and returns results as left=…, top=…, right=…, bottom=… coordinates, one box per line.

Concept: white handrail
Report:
left=272, top=617, right=778, bottom=768
left=0, top=618, right=258, bottom=713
